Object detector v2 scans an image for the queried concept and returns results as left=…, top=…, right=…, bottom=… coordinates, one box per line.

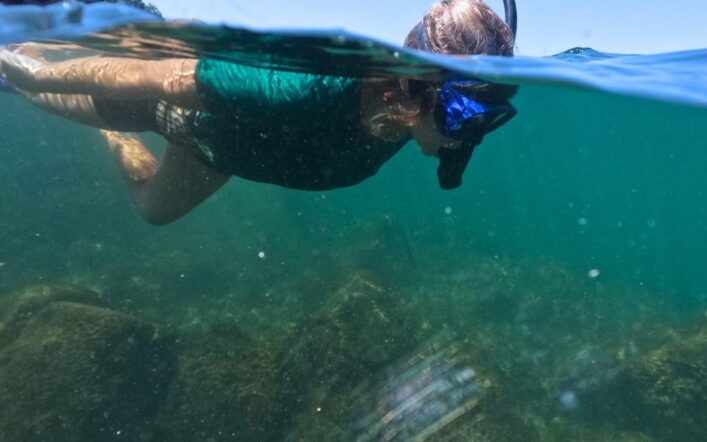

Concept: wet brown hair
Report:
left=405, top=0, right=518, bottom=103
left=405, top=0, right=514, bottom=56
left=364, top=0, right=517, bottom=140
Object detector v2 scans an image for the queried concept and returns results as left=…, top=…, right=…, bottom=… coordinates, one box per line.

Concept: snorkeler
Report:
left=0, top=0, right=518, bottom=225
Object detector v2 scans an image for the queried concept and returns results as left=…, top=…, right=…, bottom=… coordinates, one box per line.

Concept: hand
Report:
left=0, top=48, right=43, bottom=92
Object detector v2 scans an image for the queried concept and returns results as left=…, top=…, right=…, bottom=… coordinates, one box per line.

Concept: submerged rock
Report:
left=153, top=275, right=426, bottom=440
left=622, top=327, right=707, bottom=440
left=280, top=276, right=429, bottom=437
left=0, top=284, right=110, bottom=348
left=153, top=322, right=281, bottom=442
left=574, top=322, right=707, bottom=441
left=0, top=285, right=173, bottom=442
left=0, top=277, right=427, bottom=441
left=281, top=276, right=423, bottom=389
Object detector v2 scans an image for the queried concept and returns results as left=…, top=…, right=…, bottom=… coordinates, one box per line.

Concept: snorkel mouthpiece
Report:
left=437, top=141, right=477, bottom=190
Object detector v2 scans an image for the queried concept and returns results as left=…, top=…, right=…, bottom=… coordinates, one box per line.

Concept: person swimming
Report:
left=0, top=0, right=518, bottom=225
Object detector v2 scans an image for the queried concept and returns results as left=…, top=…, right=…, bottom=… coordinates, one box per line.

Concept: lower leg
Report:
left=100, top=130, right=159, bottom=182
left=100, top=132, right=229, bottom=225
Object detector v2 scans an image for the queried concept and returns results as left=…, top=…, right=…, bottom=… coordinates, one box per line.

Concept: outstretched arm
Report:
left=23, top=92, right=109, bottom=128
left=1, top=52, right=203, bottom=110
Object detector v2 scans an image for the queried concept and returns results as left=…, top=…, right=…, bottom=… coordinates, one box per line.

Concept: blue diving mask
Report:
left=434, top=79, right=517, bottom=140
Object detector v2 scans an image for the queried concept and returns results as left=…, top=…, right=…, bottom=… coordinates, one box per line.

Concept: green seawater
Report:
left=1, top=27, right=707, bottom=442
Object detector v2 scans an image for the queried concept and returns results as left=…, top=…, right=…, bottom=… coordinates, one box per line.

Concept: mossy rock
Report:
left=153, top=322, right=281, bottom=441
left=153, top=274, right=425, bottom=442
left=0, top=294, right=173, bottom=442
left=0, top=284, right=109, bottom=348
left=622, top=329, right=707, bottom=440
left=280, top=276, right=424, bottom=390
left=582, top=326, right=707, bottom=441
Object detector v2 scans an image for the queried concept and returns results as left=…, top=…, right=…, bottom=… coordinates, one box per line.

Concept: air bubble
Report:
left=560, top=391, right=579, bottom=410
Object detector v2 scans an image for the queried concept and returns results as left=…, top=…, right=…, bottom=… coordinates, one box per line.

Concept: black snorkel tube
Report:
left=503, top=0, right=518, bottom=38
left=436, top=0, right=517, bottom=190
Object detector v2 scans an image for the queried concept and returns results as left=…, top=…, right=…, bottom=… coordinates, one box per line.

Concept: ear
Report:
left=382, top=78, right=411, bottom=102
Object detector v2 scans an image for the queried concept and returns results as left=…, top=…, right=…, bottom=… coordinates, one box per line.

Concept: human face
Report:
left=410, top=105, right=463, bottom=157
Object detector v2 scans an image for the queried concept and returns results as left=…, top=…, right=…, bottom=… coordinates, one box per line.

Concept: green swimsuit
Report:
left=187, top=59, right=408, bottom=190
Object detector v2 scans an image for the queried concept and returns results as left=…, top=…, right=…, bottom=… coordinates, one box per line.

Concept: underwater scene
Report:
left=2, top=2, right=707, bottom=441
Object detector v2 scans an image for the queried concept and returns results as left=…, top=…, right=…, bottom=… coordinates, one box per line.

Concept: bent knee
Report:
left=135, top=203, right=185, bottom=226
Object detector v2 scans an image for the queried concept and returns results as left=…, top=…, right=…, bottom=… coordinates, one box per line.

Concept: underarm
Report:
left=24, top=92, right=108, bottom=128
left=24, top=92, right=159, bottom=132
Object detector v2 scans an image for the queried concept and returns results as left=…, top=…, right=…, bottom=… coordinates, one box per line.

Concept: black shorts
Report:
left=92, top=97, right=158, bottom=132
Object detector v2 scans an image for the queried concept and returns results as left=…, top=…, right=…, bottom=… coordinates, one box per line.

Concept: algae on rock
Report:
left=0, top=285, right=174, bottom=442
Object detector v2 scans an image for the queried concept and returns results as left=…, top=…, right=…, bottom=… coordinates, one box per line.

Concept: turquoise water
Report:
left=1, top=3, right=707, bottom=441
